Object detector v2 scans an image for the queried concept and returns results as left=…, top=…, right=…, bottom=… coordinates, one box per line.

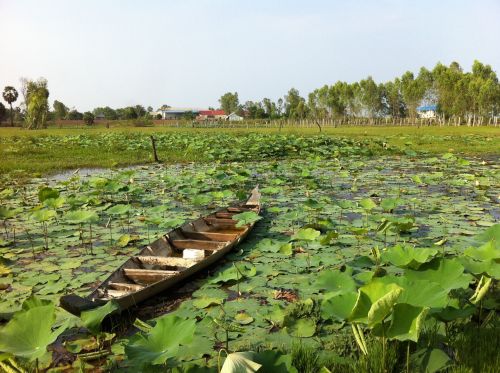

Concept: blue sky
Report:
left=1, top=0, right=499, bottom=111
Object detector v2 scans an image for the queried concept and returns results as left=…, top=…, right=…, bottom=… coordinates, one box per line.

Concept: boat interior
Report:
left=91, top=203, right=260, bottom=301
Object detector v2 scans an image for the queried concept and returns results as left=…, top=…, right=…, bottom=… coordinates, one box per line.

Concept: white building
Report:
left=417, top=105, right=437, bottom=119
left=227, top=112, right=244, bottom=121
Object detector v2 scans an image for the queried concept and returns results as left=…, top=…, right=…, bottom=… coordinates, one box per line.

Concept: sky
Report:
left=1, top=0, right=499, bottom=111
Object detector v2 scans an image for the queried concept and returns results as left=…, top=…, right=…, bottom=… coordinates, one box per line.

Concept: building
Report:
left=196, top=110, right=227, bottom=121
left=417, top=105, right=437, bottom=119
left=158, top=105, right=202, bottom=119
left=227, top=112, right=244, bottom=121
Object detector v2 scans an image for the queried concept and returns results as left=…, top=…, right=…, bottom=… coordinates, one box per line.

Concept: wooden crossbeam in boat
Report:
left=215, top=212, right=236, bottom=219
left=204, top=217, right=237, bottom=226
left=181, top=230, right=238, bottom=241
left=123, top=268, right=179, bottom=284
left=135, top=256, right=198, bottom=268
left=171, top=239, right=227, bottom=250
left=108, top=282, right=145, bottom=292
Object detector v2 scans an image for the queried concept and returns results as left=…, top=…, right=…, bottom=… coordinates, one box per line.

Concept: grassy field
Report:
left=1, top=126, right=499, bottom=177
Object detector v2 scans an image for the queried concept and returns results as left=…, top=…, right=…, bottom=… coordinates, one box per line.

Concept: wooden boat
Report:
left=60, top=186, right=261, bottom=315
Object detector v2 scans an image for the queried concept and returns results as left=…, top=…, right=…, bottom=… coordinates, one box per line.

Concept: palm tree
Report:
left=2, top=86, right=19, bottom=127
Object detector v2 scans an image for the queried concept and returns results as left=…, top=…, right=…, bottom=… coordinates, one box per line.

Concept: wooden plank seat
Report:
left=215, top=212, right=236, bottom=219
left=180, top=230, right=238, bottom=241
left=97, top=289, right=130, bottom=299
left=123, top=268, right=179, bottom=284
left=170, top=239, right=227, bottom=250
left=135, top=256, right=198, bottom=268
left=204, top=217, right=238, bottom=226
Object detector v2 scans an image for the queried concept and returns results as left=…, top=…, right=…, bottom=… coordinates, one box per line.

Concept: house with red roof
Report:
left=197, top=110, right=227, bottom=121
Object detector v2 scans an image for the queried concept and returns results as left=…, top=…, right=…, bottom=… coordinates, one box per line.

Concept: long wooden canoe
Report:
left=60, top=186, right=261, bottom=315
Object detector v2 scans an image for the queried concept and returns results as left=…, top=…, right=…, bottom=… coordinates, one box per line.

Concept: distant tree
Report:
left=25, top=78, right=50, bottom=129
left=155, top=113, right=162, bottom=120
left=0, top=102, right=6, bottom=124
left=67, top=109, right=83, bottom=120
left=2, top=86, right=19, bottom=126
left=83, top=111, right=94, bottom=126
left=400, top=69, right=431, bottom=120
left=134, top=105, right=146, bottom=118
left=147, top=106, right=153, bottom=113
left=284, top=88, right=307, bottom=119
left=53, top=100, right=69, bottom=120
left=219, top=92, right=239, bottom=114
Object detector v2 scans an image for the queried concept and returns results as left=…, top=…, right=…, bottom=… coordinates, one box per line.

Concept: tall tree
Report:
left=219, top=92, right=239, bottom=114
left=2, top=86, right=19, bottom=126
left=359, top=76, right=384, bottom=120
left=53, top=100, right=69, bottom=120
left=25, top=78, right=49, bottom=129
left=0, top=102, right=6, bottom=124
left=284, top=88, right=307, bottom=119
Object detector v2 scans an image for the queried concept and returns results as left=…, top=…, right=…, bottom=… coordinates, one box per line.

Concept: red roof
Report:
left=199, top=110, right=226, bottom=116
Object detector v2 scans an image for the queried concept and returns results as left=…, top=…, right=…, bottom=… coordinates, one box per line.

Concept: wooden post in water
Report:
left=150, top=136, right=160, bottom=163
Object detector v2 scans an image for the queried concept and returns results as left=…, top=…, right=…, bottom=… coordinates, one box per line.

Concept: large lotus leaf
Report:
left=80, top=301, right=119, bottom=333
left=433, top=305, right=476, bottom=322
left=381, top=244, right=437, bottom=269
left=459, top=256, right=500, bottom=279
left=38, top=187, right=60, bottom=203
left=283, top=317, right=316, bottom=338
left=380, top=197, right=403, bottom=212
left=265, top=305, right=286, bottom=327
left=0, top=206, right=21, bottom=220
left=313, top=270, right=356, bottom=296
left=255, top=238, right=289, bottom=253
left=359, top=198, right=377, bottom=210
left=349, top=280, right=403, bottom=325
left=464, top=240, right=499, bottom=261
left=291, top=228, right=321, bottom=241
left=376, top=276, right=449, bottom=309
left=0, top=302, right=67, bottom=360
left=411, top=348, right=451, bottom=373
left=43, top=196, right=66, bottom=209
left=31, top=209, right=56, bottom=222
left=405, top=258, right=473, bottom=291
left=321, top=292, right=358, bottom=321
left=220, top=351, right=262, bottom=373
left=253, top=350, right=298, bottom=373
left=209, top=262, right=256, bottom=284
left=193, top=297, right=224, bottom=309
left=232, top=211, right=262, bottom=228
left=106, top=204, right=131, bottom=216
left=125, top=314, right=196, bottom=368
left=475, top=224, right=500, bottom=244
left=64, top=210, right=99, bottom=224
left=386, top=303, right=428, bottom=342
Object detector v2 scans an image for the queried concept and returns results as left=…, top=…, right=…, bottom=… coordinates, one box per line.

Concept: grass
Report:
left=1, top=125, right=499, bottom=177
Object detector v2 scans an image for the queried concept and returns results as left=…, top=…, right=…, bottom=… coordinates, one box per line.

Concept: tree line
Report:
left=218, top=60, right=499, bottom=125
left=1, top=60, right=499, bottom=129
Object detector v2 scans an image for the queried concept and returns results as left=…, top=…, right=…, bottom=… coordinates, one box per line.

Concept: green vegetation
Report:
left=1, top=126, right=499, bottom=177
left=0, top=151, right=498, bottom=371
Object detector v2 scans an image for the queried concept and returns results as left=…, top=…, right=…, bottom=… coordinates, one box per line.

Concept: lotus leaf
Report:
left=405, top=258, right=473, bottom=291
left=80, top=301, right=119, bottom=333
left=386, top=303, right=429, bottom=342
left=381, top=244, right=438, bottom=269
left=220, top=351, right=261, bottom=373
left=0, top=300, right=67, bottom=361
left=232, top=211, right=262, bottom=228
left=291, top=228, right=321, bottom=241
left=349, top=280, right=403, bottom=326
left=125, top=315, right=196, bottom=367
left=314, top=270, right=356, bottom=296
